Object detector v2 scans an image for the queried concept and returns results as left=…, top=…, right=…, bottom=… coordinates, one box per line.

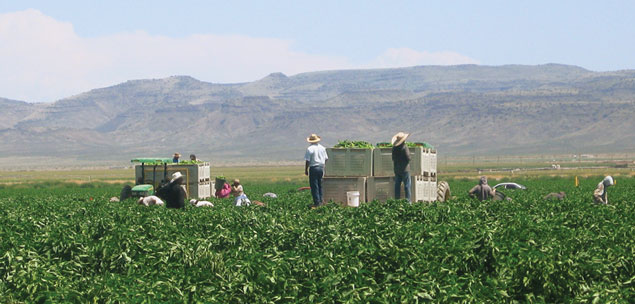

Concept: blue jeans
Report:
left=309, top=166, right=324, bottom=205
left=394, top=171, right=411, bottom=202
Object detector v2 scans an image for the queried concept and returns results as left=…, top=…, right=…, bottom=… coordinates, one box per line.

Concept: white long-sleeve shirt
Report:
left=138, top=196, right=164, bottom=206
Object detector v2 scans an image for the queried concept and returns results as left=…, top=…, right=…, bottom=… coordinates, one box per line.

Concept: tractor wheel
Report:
left=437, top=181, right=451, bottom=202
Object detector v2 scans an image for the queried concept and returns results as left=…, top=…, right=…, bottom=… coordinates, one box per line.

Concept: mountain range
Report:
left=1, top=64, right=634, bottom=168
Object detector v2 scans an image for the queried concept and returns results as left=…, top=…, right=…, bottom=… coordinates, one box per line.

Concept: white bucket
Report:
left=346, top=191, right=360, bottom=207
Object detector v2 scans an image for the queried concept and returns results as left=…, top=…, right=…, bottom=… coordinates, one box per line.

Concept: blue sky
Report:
left=1, top=0, right=634, bottom=102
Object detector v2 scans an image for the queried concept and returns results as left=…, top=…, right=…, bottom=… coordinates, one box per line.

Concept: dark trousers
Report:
left=394, top=171, right=411, bottom=202
left=309, top=165, right=324, bottom=205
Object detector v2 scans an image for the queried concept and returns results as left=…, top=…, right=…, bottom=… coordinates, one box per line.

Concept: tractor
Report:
left=120, top=158, right=212, bottom=201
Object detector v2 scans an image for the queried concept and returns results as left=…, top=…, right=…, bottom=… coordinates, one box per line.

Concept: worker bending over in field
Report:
left=156, top=172, right=186, bottom=209
left=468, top=176, right=496, bottom=201
left=189, top=199, right=213, bottom=207
left=593, top=175, right=614, bottom=204
left=392, top=132, right=411, bottom=202
left=231, top=179, right=250, bottom=206
left=137, top=195, right=165, bottom=206
left=544, top=191, right=566, bottom=200
left=215, top=181, right=231, bottom=198
left=230, top=179, right=265, bottom=206
left=305, top=134, right=328, bottom=208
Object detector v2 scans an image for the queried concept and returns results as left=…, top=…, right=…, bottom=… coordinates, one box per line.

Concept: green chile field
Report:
left=0, top=177, right=633, bottom=303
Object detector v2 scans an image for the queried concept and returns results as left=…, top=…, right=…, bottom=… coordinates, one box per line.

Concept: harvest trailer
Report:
left=129, top=158, right=212, bottom=200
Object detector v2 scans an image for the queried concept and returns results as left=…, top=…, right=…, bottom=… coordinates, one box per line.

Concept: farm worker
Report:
left=593, top=175, right=614, bottom=204
left=392, top=132, right=411, bottom=202
left=231, top=179, right=251, bottom=206
left=468, top=176, right=496, bottom=201
left=189, top=199, right=213, bottom=207
left=544, top=191, right=566, bottom=200
left=172, top=153, right=181, bottom=163
left=137, top=195, right=165, bottom=206
left=120, top=185, right=132, bottom=201
left=304, top=133, right=328, bottom=208
left=189, top=154, right=198, bottom=161
left=215, top=182, right=231, bottom=198
left=156, top=172, right=186, bottom=209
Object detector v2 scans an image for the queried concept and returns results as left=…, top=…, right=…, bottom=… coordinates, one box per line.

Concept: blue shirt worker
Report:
left=172, top=152, right=181, bottom=163
left=391, top=132, right=411, bottom=202
left=304, top=134, right=328, bottom=207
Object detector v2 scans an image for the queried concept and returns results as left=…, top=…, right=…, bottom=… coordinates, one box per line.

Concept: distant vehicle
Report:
left=493, top=182, right=527, bottom=190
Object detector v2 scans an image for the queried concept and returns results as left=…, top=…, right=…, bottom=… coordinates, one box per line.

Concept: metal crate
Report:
left=373, top=147, right=437, bottom=176
left=324, top=148, right=373, bottom=177
left=367, top=175, right=437, bottom=202
left=322, top=177, right=367, bottom=205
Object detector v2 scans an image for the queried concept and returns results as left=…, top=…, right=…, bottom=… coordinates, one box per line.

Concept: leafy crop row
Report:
left=333, top=140, right=374, bottom=149
left=376, top=142, right=434, bottom=148
left=334, top=140, right=435, bottom=149
left=0, top=177, right=633, bottom=302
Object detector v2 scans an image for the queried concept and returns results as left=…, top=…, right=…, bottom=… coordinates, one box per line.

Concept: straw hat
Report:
left=391, top=132, right=409, bottom=146
left=173, top=152, right=181, bottom=157
left=233, top=179, right=240, bottom=185
left=306, top=134, right=321, bottom=143
left=171, top=172, right=184, bottom=183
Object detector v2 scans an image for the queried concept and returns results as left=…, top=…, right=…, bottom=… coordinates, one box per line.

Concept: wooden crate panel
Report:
left=322, top=177, right=366, bottom=205
left=324, top=148, right=373, bottom=177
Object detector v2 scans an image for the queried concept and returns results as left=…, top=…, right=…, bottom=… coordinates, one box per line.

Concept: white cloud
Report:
left=0, top=10, right=479, bottom=102
left=369, top=48, right=480, bottom=68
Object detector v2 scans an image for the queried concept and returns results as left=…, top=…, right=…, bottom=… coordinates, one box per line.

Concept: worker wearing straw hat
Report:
left=304, top=134, right=328, bottom=208
left=392, top=132, right=411, bottom=202
left=156, top=172, right=186, bottom=209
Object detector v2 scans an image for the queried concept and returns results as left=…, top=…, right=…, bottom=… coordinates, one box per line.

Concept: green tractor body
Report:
left=131, top=184, right=154, bottom=198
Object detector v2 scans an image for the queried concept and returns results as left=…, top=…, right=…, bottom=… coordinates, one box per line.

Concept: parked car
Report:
left=493, top=182, right=527, bottom=190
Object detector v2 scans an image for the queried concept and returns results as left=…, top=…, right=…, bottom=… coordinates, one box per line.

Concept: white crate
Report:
left=424, top=151, right=437, bottom=174
left=322, top=177, right=367, bottom=205
left=186, top=181, right=211, bottom=200
left=422, top=177, right=437, bottom=202
left=366, top=176, right=393, bottom=202
left=209, top=180, right=216, bottom=198
left=373, top=147, right=436, bottom=176
left=367, top=175, right=436, bottom=202
left=172, top=162, right=210, bottom=182
left=324, top=148, right=373, bottom=177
